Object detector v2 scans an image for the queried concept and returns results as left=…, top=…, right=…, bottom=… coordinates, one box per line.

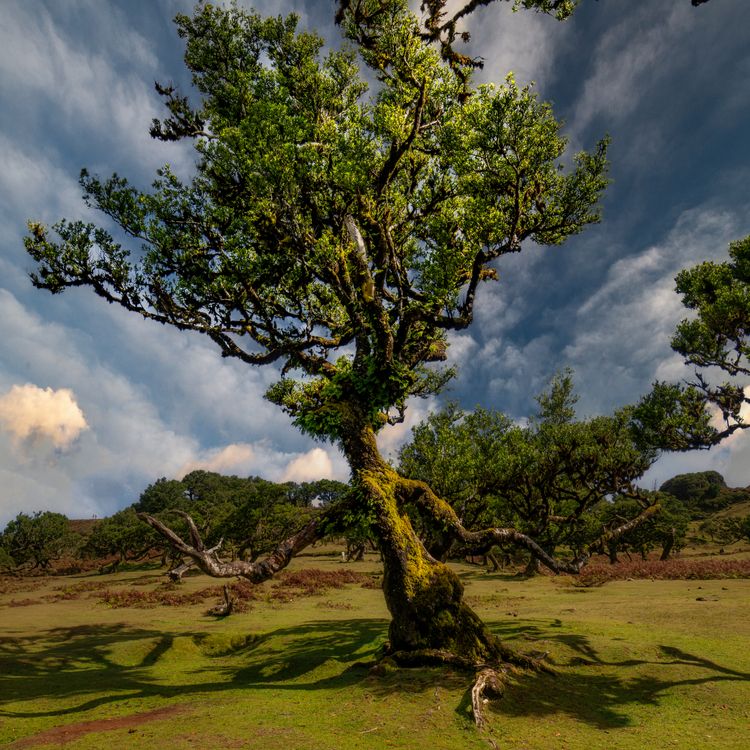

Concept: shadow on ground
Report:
left=1, top=616, right=748, bottom=731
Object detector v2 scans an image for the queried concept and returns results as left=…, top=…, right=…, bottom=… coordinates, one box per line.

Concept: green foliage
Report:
left=595, top=492, right=690, bottom=561
left=130, top=472, right=349, bottom=561
left=633, top=234, right=750, bottom=451
left=699, top=515, right=750, bottom=546
left=0, top=511, right=78, bottom=570
left=81, top=508, right=161, bottom=563
left=24, top=1, right=608, bottom=443
left=658, top=471, right=745, bottom=519
left=0, top=545, right=15, bottom=572
left=399, top=372, right=655, bottom=560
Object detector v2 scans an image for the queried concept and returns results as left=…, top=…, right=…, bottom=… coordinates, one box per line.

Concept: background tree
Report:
left=633, top=235, right=750, bottom=451
left=658, top=471, right=749, bottom=519
left=594, top=492, right=690, bottom=563
left=0, top=512, right=79, bottom=571
left=81, top=508, right=163, bottom=572
left=399, top=371, right=659, bottom=573
left=699, top=515, right=750, bottom=547
left=24, top=0, right=622, bottom=690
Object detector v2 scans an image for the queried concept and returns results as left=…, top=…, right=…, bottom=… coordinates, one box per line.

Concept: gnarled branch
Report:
left=398, top=477, right=661, bottom=574
left=138, top=499, right=352, bottom=584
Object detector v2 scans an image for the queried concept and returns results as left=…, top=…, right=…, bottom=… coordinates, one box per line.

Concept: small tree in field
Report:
left=24, top=0, right=649, bottom=714
left=399, top=372, right=659, bottom=572
left=1, top=512, right=77, bottom=571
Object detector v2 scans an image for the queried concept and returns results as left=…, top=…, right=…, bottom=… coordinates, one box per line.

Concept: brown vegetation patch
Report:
left=9, top=704, right=191, bottom=748
left=273, top=568, right=380, bottom=597
left=574, top=556, right=750, bottom=586
left=0, top=578, right=46, bottom=596
left=95, top=580, right=258, bottom=609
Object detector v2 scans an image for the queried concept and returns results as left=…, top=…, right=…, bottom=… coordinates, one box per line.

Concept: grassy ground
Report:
left=1, top=552, right=749, bottom=749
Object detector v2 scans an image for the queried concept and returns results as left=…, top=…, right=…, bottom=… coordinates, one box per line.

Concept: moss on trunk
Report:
left=344, top=422, right=502, bottom=663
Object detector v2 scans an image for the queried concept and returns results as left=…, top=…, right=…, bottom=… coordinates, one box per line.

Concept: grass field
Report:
left=1, top=551, right=749, bottom=749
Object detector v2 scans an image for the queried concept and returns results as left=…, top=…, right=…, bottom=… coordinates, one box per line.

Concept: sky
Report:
left=1, top=0, right=749, bottom=525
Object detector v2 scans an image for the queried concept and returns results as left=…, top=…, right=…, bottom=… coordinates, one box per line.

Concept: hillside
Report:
left=659, top=471, right=750, bottom=519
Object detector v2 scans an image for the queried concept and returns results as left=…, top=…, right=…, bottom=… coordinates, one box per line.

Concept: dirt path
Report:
left=9, top=704, right=191, bottom=748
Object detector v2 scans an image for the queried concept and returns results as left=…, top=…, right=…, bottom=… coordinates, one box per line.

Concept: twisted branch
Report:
left=398, top=477, right=661, bottom=574
left=138, top=498, right=351, bottom=584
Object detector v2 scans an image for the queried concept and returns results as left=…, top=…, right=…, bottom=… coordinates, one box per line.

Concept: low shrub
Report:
left=574, top=556, right=750, bottom=586
left=273, top=568, right=379, bottom=597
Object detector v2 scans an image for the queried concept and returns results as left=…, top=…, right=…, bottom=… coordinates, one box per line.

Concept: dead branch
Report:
left=138, top=499, right=351, bottom=584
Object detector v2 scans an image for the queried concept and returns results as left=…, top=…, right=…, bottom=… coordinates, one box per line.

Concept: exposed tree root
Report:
left=471, top=667, right=507, bottom=730
left=374, top=640, right=553, bottom=728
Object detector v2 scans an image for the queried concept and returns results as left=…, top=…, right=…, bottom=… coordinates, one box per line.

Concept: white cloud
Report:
left=281, top=447, right=334, bottom=483
left=563, top=207, right=747, bottom=414
left=176, top=443, right=256, bottom=478
left=440, top=0, right=569, bottom=89
left=568, top=4, right=690, bottom=140
left=0, top=384, right=87, bottom=451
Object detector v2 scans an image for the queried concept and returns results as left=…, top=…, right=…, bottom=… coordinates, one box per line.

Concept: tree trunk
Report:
left=341, top=421, right=503, bottom=663
left=607, top=542, right=619, bottom=565
left=523, top=553, right=541, bottom=577
left=660, top=528, right=675, bottom=561
left=486, top=551, right=501, bottom=572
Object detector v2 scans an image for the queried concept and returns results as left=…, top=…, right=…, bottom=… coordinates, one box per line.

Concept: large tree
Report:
left=25, top=0, right=642, bottom=714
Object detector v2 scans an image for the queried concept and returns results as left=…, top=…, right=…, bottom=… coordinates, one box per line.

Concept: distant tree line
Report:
left=0, top=474, right=349, bottom=575
left=2, top=435, right=749, bottom=577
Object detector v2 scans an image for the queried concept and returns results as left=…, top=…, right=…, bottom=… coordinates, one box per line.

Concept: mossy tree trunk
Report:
left=341, top=419, right=503, bottom=663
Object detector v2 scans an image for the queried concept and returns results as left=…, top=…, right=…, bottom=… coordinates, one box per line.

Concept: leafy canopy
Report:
left=633, top=235, right=750, bottom=451
left=25, top=0, right=608, bottom=444
left=399, top=371, right=656, bottom=556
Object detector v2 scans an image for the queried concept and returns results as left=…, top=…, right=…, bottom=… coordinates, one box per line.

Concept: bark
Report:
left=660, top=528, right=676, bottom=561
left=523, top=554, right=541, bottom=577
left=339, top=418, right=505, bottom=662
left=168, top=560, right=194, bottom=582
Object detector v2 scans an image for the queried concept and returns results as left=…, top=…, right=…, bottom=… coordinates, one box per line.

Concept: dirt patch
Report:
left=9, top=704, right=192, bottom=748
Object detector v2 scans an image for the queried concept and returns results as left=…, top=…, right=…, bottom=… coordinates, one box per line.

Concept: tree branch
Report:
left=138, top=499, right=351, bottom=584
left=398, top=477, right=661, bottom=574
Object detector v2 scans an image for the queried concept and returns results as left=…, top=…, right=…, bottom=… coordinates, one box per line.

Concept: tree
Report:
left=81, top=507, right=163, bottom=571
left=658, top=471, right=747, bottom=519
left=632, top=235, right=750, bottom=451
left=595, top=492, right=689, bottom=562
left=699, top=515, right=750, bottom=547
left=0, top=512, right=78, bottom=571
left=25, top=0, right=626, bottom=709
left=399, top=372, right=659, bottom=572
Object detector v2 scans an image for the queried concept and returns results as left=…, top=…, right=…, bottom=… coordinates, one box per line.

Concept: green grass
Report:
left=1, top=555, right=749, bottom=749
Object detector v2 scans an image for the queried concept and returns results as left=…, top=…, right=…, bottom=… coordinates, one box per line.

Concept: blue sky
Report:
left=1, top=0, right=749, bottom=525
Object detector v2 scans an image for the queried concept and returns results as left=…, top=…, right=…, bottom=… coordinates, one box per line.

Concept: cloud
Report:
left=0, top=384, right=87, bottom=450
left=563, top=206, right=747, bottom=414
left=176, top=443, right=256, bottom=478
left=445, top=0, right=570, bottom=89
left=281, top=448, right=334, bottom=483
left=569, top=5, right=689, bottom=139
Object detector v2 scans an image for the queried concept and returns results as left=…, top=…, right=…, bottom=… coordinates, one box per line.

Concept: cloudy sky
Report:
left=1, top=0, right=749, bottom=525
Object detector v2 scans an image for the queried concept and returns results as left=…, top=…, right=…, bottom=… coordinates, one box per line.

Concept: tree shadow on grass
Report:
left=2, top=617, right=749, bottom=731
left=0, top=619, right=388, bottom=718
left=477, top=619, right=750, bottom=729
